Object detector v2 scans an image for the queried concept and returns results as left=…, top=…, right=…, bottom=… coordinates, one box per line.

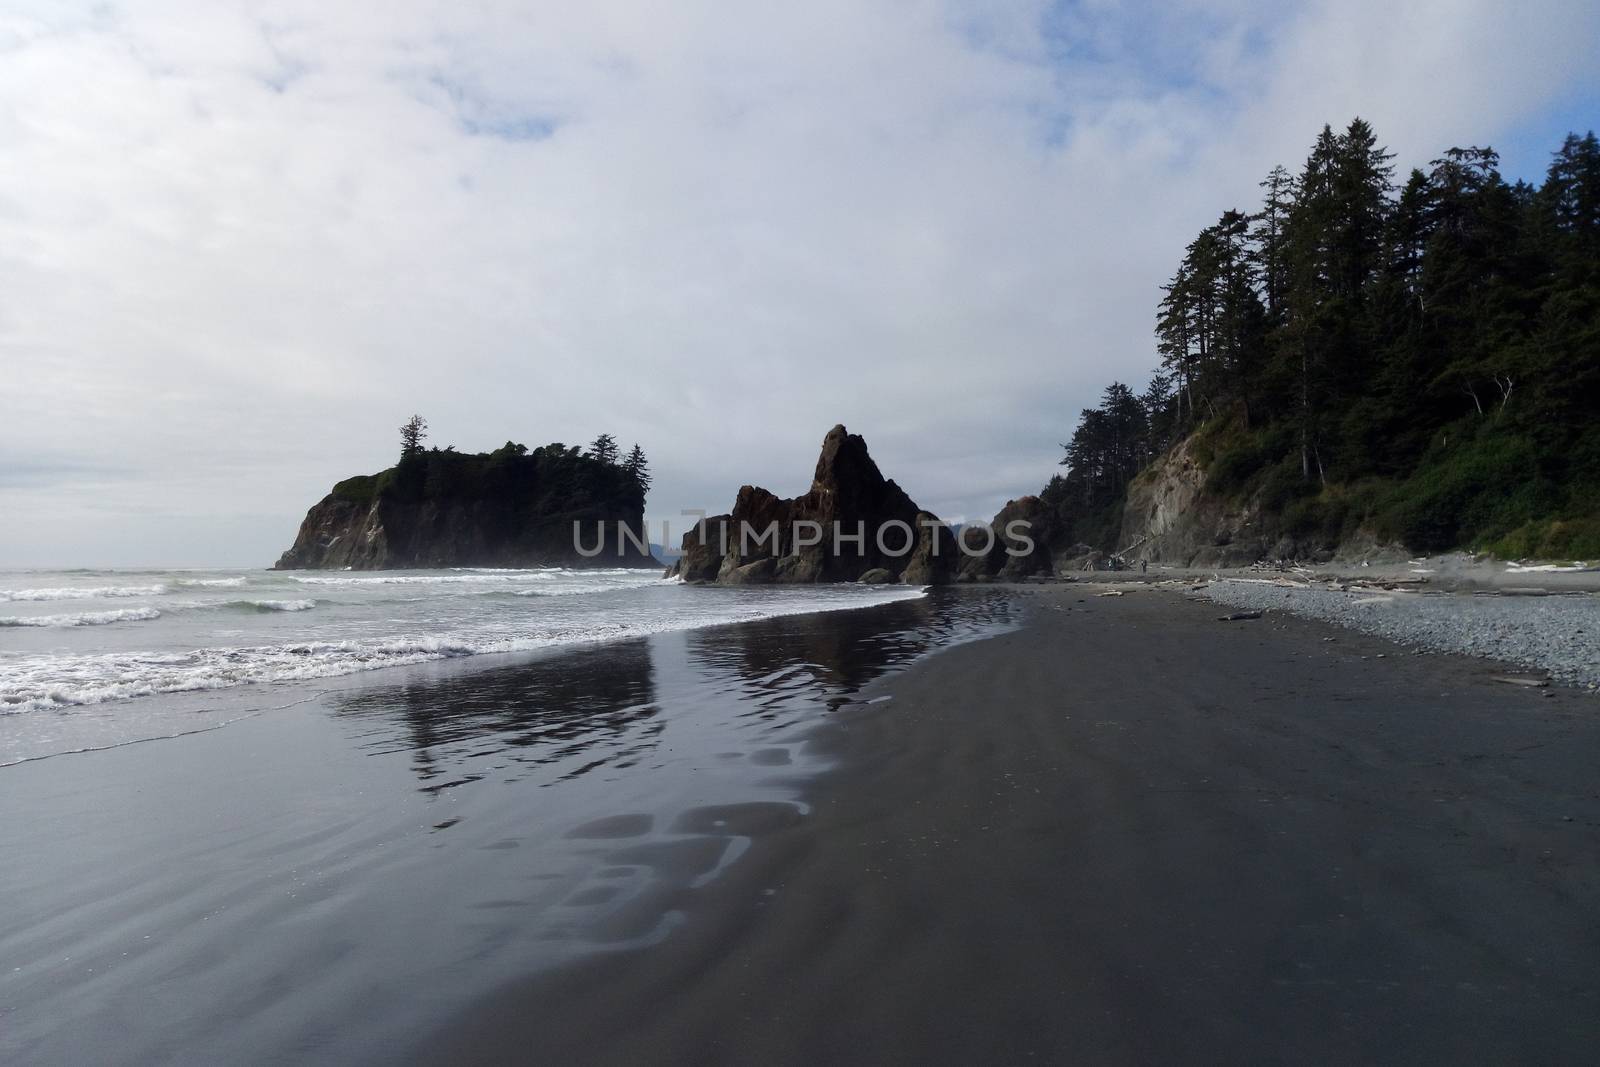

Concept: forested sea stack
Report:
left=275, top=424, right=658, bottom=570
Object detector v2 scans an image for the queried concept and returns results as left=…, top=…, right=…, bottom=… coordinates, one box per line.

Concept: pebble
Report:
left=1202, top=582, right=1600, bottom=691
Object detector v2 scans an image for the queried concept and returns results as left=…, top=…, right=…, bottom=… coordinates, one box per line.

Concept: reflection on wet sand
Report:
left=685, top=587, right=1019, bottom=718
left=0, top=590, right=1024, bottom=1067
left=334, top=638, right=661, bottom=785
left=333, top=589, right=1018, bottom=791
left=322, top=590, right=1020, bottom=957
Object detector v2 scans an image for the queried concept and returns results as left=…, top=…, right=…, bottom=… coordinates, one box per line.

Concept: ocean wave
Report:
left=233, top=598, right=315, bottom=614
left=225, top=599, right=318, bottom=613
left=176, top=577, right=249, bottom=588
left=0, top=585, right=925, bottom=714
left=452, top=566, right=650, bottom=575
left=509, top=584, right=637, bottom=598
left=0, top=584, right=168, bottom=602
left=288, top=569, right=658, bottom=587
left=0, top=608, right=163, bottom=628
left=290, top=574, right=540, bottom=586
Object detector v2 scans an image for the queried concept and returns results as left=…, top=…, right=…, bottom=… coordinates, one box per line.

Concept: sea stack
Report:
left=275, top=442, right=658, bottom=570
left=670, top=425, right=957, bottom=585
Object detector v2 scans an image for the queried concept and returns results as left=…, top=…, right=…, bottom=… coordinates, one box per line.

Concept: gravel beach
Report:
left=1201, top=579, right=1600, bottom=691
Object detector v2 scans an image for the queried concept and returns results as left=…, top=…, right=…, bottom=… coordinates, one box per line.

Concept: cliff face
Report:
left=671, top=425, right=957, bottom=584
left=275, top=445, right=657, bottom=570
left=1113, top=435, right=1406, bottom=567
left=1115, top=435, right=1266, bottom=567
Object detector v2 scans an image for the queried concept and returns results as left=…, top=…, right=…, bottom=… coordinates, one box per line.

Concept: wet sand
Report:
left=418, top=587, right=1600, bottom=1065
left=0, top=591, right=1017, bottom=1065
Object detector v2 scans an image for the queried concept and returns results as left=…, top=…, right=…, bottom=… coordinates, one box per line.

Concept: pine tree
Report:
left=622, top=443, right=651, bottom=494
left=588, top=434, right=619, bottom=465
left=399, top=415, right=428, bottom=459
left=1047, top=120, right=1600, bottom=558
left=1545, top=131, right=1600, bottom=246
left=1139, top=372, right=1176, bottom=456
left=1156, top=266, right=1197, bottom=425
left=1251, top=164, right=1295, bottom=321
left=1330, top=118, right=1394, bottom=301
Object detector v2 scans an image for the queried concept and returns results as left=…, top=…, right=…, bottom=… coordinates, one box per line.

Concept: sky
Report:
left=1, top=0, right=1596, bottom=568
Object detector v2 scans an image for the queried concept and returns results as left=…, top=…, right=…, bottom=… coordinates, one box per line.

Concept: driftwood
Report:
left=1492, top=675, right=1550, bottom=688
left=1217, top=610, right=1264, bottom=622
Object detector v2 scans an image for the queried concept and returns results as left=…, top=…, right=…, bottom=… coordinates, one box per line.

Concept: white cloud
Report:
left=1, top=0, right=1595, bottom=565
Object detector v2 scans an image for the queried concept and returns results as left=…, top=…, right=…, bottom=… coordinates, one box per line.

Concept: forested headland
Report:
left=1042, top=120, right=1600, bottom=561
left=274, top=425, right=657, bottom=570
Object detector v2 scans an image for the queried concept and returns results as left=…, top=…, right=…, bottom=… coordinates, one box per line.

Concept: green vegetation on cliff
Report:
left=275, top=430, right=655, bottom=570
left=327, top=440, right=646, bottom=514
left=1043, top=121, right=1600, bottom=560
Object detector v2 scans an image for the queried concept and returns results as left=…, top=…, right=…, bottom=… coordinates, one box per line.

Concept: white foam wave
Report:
left=0, top=586, right=925, bottom=714
left=232, top=599, right=318, bottom=613
left=289, top=569, right=658, bottom=587
left=177, top=577, right=249, bottom=588
left=291, top=574, right=546, bottom=586
left=510, top=584, right=633, bottom=598
left=0, top=585, right=167, bottom=602
left=0, top=607, right=162, bottom=628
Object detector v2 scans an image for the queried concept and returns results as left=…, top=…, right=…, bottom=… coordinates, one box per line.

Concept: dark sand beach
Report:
left=5, top=586, right=1598, bottom=1065
left=418, top=587, right=1600, bottom=1065
left=0, top=590, right=1017, bottom=1065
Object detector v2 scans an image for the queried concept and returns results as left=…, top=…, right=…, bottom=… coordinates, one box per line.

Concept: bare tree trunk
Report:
left=1493, top=375, right=1514, bottom=412
left=1464, top=382, right=1483, bottom=415
left=1300, top=347, right=1311, bottom=482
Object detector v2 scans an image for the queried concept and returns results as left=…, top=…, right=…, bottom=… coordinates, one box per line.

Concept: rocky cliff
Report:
left=1114, top=435, right=1264, bottom=567
left=1113, top=434, right=1406, bottom=567
left=669, top=425, right=958, bottom=585
left=275, top=443, right=657, bottom=570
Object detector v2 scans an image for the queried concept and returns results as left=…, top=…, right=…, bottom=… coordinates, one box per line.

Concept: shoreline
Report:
left=415, top=585, right=1600, bottom=1065
left=0, top=590, right=1020, bottom=1065
left=0, top=578, right=933, bottom=766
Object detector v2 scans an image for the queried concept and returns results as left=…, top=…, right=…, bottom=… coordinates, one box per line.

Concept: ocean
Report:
left=0, top=565, right=928, bottom=766
left=0, top=569, right=1018, bottom=1063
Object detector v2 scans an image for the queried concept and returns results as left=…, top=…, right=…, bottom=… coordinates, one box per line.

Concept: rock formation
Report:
left=669, top=425, right=957, bottom=585
left=275, top=443, right=657, bottom=570
left=954, top=495, right=1059, bottom=581
left=1112, top=435, right=1406, bottom=567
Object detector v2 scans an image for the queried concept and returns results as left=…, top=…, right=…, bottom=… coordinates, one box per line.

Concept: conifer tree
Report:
left=622, top=444, right=651, bottom=493
left=399, top=415, right=428, bottom=459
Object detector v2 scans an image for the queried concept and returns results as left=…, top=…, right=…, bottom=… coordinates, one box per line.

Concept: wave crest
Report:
left=226, top=599, right=317, bottom=613
left=0, top=585, right=927, bottom=713
left=0, top=607, right=162, bottom=628
left=0, top=585, right=167, bottom=602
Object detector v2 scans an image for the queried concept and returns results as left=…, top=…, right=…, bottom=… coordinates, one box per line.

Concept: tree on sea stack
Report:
left=589, top=433, right=619, bottom=465
left=399, top=415, right=428, bottom=459
left=623, top=443, right=651, bottom=493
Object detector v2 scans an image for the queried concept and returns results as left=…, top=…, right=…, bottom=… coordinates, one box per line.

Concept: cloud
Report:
left=1, top=0, right=1595, bottom=566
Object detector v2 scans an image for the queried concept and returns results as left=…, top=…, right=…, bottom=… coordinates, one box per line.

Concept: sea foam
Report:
left=0, top=607, right=163, bottom=628
left=0, top=585, right=925, bottom=714
left=225, top=599, right=318, bottom=613
left=0, top=585, right=168, bottom=602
